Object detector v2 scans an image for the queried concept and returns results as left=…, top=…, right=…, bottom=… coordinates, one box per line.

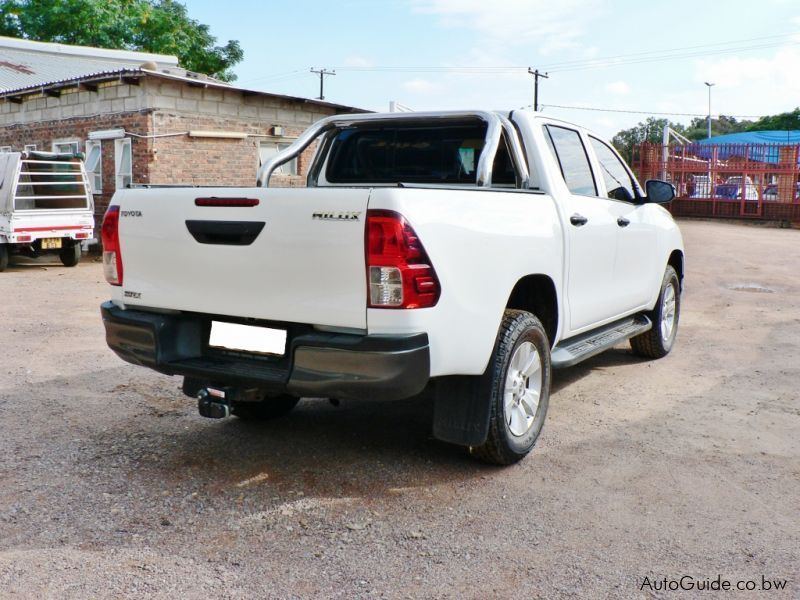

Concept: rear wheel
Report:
left=0, top=244, right=8, bottom=272
left=470, top=310, right=551, bottom=465
left=231, top=395, right=300, bottom=420
left=630, top=266, right=680, bottom=358
left=59, top=243, right=81, bottom=267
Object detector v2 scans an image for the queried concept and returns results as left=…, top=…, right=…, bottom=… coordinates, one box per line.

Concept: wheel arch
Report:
left=505, top=274, right=559, bottom=347
left=667, top=249, right=684, bottom=290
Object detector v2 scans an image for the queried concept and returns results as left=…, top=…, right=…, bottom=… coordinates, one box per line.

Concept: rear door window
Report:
left=543, top=125, right=597, bottom=196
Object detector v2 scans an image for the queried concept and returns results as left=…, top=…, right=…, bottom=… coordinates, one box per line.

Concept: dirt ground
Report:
left=0, top=220, right=797, bottom=599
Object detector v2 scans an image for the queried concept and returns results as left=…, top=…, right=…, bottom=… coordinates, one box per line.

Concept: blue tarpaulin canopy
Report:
left=688, top=131, right=800, bottom=163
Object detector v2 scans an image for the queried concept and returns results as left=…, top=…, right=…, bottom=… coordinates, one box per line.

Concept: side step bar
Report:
left=551, top=315, right=652, bottom=369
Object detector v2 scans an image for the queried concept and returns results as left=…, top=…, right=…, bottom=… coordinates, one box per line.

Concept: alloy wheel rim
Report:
left=503, top=341, right=542, bottom=437
left=660, top=282, right=677, bottom=341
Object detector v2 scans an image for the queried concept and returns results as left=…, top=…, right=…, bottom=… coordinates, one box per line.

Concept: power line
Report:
left=237, top=31, right=799, bottom=89
left=548, top=41, right=798, bottom=73
left=327, top=33, right=798, bottom=75
left=540, top=103, right=765, bottom=119
left=538, top=32, right=799, bottom=71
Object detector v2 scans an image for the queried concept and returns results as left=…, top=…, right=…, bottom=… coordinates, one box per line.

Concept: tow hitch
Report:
left=197, top=387, right=231, bottom=419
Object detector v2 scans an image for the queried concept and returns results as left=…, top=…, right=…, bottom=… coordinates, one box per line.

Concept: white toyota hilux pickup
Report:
left=101, top=109, right=684, bottom=464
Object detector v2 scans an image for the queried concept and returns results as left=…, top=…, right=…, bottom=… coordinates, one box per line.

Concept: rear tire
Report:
left=630, top=266, right=680, bottom=358
left=59, top=243, right=81, bottom=267
left=231, top=395, right=300, bottom=420
left=0, top=244, right=8, bottom=272
left=470, top=310, right=551, bottom=465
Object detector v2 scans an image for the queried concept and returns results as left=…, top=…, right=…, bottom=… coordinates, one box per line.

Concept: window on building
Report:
left=85, top=140, right=103, bottom=193
left=259, top=142, right=298, bottom=176
left=543, top=125, right=597, bottom=196
left=114, top=138, right=132, bottom=190
left=24, top=144, right=37, bottom=153
left=0, top=146, right=12, bottom=153
left=52, top=139, right=80, bottom=155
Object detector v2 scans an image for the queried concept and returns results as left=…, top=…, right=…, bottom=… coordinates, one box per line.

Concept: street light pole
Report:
left=704, top=82, right=715, bottom=139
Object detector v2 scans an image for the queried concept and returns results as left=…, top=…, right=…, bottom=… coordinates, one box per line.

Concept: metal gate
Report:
left=633, top=142, right=800, bottom=223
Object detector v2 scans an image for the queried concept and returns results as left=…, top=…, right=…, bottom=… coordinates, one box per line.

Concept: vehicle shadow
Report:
left=2, top=255, right=70, bottom=270
left=3, top=346, right=655, bottom=513
left=66, top=348, right=655, bottom=502
left=100, top=349, right=652, bottom=500
left=68, top=374, right=494, bottom=505
left=551, top=346, right=652, bottom=393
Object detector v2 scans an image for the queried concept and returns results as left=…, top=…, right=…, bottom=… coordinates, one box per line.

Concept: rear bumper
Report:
left=101, top=302, right=430, bottom=401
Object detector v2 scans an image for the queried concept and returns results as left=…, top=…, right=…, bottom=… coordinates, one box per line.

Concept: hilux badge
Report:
left=312, top=211, right=361, bottom=221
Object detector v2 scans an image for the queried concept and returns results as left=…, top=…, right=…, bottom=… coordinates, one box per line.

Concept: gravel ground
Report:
left=0, top=220, right=798, bottom=599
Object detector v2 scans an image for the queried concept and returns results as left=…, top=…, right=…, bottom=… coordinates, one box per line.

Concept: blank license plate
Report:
left=41, top=237, right=62, bottom=249
left=209, top=321, right=286, bottom=355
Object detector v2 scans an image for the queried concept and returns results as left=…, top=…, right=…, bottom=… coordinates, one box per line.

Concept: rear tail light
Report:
left=366, top=210, right=440, bottom=309
left=16, top=235, right=31, bottom=243
left=101, top=205, right=123, bottom=285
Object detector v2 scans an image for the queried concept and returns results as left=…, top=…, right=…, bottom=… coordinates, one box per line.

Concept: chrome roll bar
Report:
left=256, top=110, right=530, bottom=189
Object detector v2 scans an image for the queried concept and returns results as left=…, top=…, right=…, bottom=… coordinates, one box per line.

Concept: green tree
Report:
left=612, top=117, right=685, bottom=162
left=0, top=0, right=243, bottom=81
left=745, top=108, right=800, bottom=132
left=682, top=115, right=752, bottom=140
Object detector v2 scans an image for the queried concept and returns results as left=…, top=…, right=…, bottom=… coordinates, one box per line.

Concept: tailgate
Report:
left=8, top=209, right=94, bottom=239
left=115, top=187, right=370, bottom=330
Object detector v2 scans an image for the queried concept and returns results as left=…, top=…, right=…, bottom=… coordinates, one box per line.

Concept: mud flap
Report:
left=432, top=376, right=492, bottom=447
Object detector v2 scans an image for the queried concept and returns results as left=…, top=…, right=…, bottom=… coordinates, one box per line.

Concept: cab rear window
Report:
left=325, top=122, right=488, bottom=184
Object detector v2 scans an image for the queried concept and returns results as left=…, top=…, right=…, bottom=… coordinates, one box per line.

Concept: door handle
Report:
left=617, top=217, right=630, bottom=227
left=185, top=220, right=265, bottom=245
left=570, top=214, right=588, bottom=227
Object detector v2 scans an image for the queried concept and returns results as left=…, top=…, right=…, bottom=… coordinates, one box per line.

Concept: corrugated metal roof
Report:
left=697, top=130, right=800, bottom=145
left=0, top=36, right=366, bottom=114
left=691, top=131, right=800, bottom=164
left=0, top=35, right=178, bottom=92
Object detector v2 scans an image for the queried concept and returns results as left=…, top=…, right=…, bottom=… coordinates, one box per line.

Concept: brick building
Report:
left=0, top=36, right=363, bottom=225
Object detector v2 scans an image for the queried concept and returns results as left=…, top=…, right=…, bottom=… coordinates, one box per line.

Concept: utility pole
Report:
left=310, top=68, right=336, bottom=101
left=704, top=81, right=715, bottom=139
left=528, top=68, right=549, bottom=111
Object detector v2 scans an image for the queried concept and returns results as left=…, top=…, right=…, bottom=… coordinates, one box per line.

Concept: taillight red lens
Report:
left=101, top=205, right=123, bottom=286
left=366, top=210, right=440, bottom=309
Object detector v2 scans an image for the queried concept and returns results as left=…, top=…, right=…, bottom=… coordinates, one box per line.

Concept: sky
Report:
left=182, top=0, right=800, bottom=139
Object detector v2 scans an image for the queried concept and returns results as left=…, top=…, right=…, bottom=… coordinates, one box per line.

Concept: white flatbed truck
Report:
left=0, top=151, right=95, bottom=271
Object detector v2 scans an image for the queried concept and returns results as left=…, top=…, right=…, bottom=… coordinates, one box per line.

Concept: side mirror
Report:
left=609, top=186, right=635, bottom=203
left=645, top=179, right=676, bottom=204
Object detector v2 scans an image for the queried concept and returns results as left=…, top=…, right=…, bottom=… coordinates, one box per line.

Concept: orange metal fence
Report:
left=632, top=142, right=800, bottom=222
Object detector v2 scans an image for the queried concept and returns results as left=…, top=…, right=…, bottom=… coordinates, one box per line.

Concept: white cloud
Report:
left=694, top=46, right=800, bottom=117
left=411, top=0, right=601, bottom=54
left=605, top=81, right=630, bottom=95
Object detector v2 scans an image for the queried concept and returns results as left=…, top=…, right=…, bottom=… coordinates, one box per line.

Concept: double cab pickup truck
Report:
left=101, top=109, right=684, bottom=464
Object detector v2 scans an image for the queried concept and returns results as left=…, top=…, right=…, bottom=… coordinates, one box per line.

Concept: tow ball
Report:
left=197, top=387, right=231, bottom=419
